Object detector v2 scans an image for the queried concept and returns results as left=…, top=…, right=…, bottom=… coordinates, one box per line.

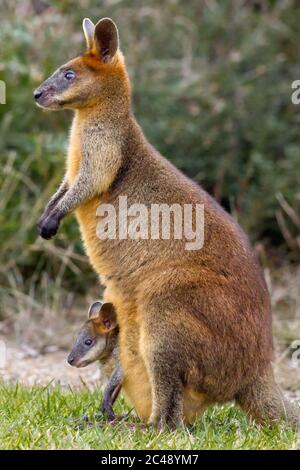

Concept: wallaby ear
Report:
left=82, top=18, right=95, bottom=50
left=98, top=302, right=118, bottom=332
left=88, top=300, right=102, bottom=321
left=94, top=18, right=119, bottom=63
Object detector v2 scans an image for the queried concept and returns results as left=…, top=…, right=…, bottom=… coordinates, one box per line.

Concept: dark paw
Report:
left=101, top=404, right=116, bottom=422
left=37, top=215, right=60, bottom=240
left=106, top=410, right=116, bottom=422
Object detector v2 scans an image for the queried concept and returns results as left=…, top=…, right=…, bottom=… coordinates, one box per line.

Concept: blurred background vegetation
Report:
left=0, top=0, right=300, bottom=347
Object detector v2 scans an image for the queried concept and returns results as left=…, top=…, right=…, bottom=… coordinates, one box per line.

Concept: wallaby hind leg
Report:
left=148, top=366, right=184, bottom=429
left=236, top=367, right=300, bottom=427
left=143, top=339, right=184, bottom=428
left=141, top=315, right=185, bottom=429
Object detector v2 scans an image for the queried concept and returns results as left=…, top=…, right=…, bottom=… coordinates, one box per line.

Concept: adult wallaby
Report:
left=34, top=17, right=299, bottom=428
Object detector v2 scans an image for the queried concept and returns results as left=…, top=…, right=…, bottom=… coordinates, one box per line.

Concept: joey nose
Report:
left=33, top=90, right=43, bottom=100
left=67, top=355, right=75, bottom=365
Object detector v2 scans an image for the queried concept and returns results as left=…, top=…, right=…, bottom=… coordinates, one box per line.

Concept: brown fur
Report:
left=35, top=18, right=299, bottom=428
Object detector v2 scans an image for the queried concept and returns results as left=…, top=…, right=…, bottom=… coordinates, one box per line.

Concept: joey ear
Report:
left=98, top=302, right=118, bottom=332
left=88, top=300, right=102, bottom=321
left=83, top=18, right=95, bottom=50
left=94, top=18, right=119, bottom=64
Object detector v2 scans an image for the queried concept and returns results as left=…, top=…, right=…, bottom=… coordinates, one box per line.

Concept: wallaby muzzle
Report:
left=34, top=68, right=70, bottom=109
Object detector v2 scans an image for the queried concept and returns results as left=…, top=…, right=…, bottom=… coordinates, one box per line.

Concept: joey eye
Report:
left=84, top=338, right=93, bottom=347
left=64, top=70, right=75, bottom=81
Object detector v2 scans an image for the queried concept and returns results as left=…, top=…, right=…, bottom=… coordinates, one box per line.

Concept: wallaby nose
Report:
left=33, top=89, right=43, bottom=100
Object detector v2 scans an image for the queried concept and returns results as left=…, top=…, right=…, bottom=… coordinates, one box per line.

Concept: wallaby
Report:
left=34, top=17, right=299, bottom=428
left=68, top=300, right=123, bottom=422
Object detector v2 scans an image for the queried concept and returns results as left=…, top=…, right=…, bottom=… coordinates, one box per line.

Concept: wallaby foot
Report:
left=147, top=360, right=184, bottom=429
left=149, top=396, right=183, bottom=430
left=236, top=367, right=300, bottom=427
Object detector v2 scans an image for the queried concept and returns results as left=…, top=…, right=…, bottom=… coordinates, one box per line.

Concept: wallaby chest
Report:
left=66, top=115, right=126, bottom=277
left=67, top=116, right=122, bottom=183
left=66, top=117, right=82, bottom=185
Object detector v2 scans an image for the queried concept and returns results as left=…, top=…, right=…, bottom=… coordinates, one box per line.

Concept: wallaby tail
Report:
left=236, top=366, right=300, bottom=427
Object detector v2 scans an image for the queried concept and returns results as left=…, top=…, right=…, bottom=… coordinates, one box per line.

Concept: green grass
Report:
left=0, top=383, right=299, bottom=450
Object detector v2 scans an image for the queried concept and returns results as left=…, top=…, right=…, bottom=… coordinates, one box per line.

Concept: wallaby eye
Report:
left=64, top=70, right=75, bottom=81
left=84, top=338, right=93, bottom=346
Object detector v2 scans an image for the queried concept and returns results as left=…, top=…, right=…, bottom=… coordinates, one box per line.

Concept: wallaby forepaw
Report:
left=38, top=215, right=60, bottom=239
